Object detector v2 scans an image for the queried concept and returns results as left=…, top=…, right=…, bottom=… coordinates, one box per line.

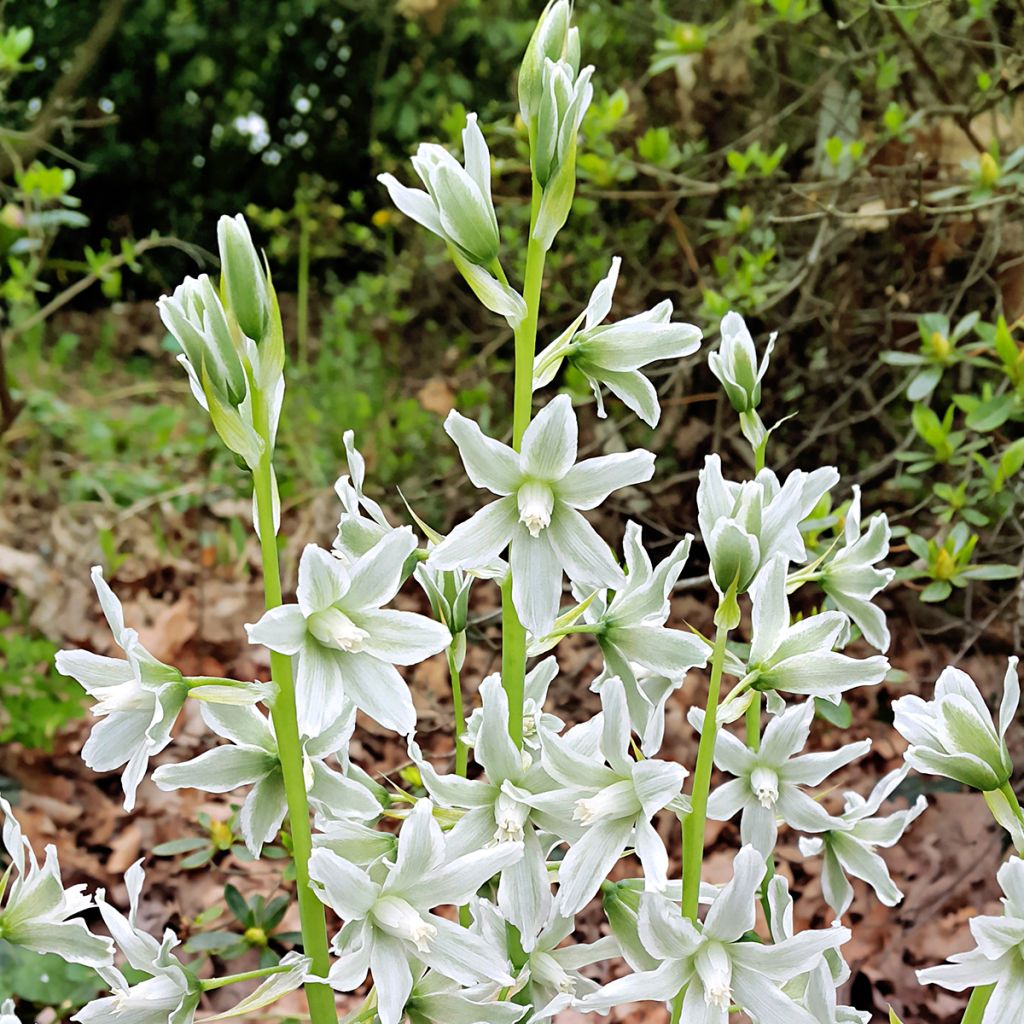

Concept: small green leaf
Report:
left=814, top=697, right=852, bottom=729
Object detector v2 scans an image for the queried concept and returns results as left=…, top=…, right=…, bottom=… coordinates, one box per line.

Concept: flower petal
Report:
left=428, top=497, right=518, bottom=572
left=520, top=394, right=577, bottom=482
left=445, top=410, right=522, bottom=496
left=557, top=450, right=656, bottom=510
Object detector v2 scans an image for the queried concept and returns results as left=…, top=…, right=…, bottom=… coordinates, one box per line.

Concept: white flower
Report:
left=73, top=862, right=309, bottom=1024
left=402, top=967, right=525, bottom=1024
left=697, top=454, right=838, bottom=594
left=578, top=845, right=851, bottom=1023
left=892, top=658, right=1019, bottom=792
left=378, top=115, right=526, bottom=326
left=819, top=486, right=895, bottom=652
left=0, top=1000, right=17, bottom=1024
left=690, top=700, right=868, bottom=856
left=465, top=657, right=564, bottom=753
left=308, top=799, right=520, bottom=1024
left=246, top=529, right=451, bottom=736
left=917, top=855, right=1024, bottom=1022
left=707, top=311, right=775, bottom=414
left=575, top=521, right=707, bottom=754
left=74, top=861, right=199, bottom=1024
left=798, top=765, right=927, bottom=921
left=740, top=556, right=889, bottom=707
left=152, top=703, right=380, bottom=855
left=428, top=394, right=655, bottom=635
left=765, top=876, right=870, bottom=1024
left=55, top=566, right=190, bottom=812
left=472, top=897, right=620, bottom=1008
left=533, top=258, right=702, bottom=426
left=333, top=429, right=395, bottom=562
left=413, top=673, right=560, bottom=945
left=536, top=677, right=688, bottom=916
left=0, top=797, right=113, bottom=968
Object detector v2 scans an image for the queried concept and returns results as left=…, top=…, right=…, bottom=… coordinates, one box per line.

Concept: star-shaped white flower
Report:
left=578, top=845, right=851, bottom=1023
left=428, top=394, right=655, bottom=635
left=153, top=702, right=380, bottom=855
left=574, top=521, right=708, bottom=754
left=0, top=797, right=113, bottom=968
left=819, top=486, right=895, bottom=652
left=917, top=855, right=1024, bottom=1022
left=798, top=765, right=927, bottom=920
left=55, top=567, right=190, bottom=811
left=691, top=700, right=869, bottom=857
left=533, top=257, right=702, bottom=426
left=739, top=556, right=889, bottom=709
left=246, top=529, right=451, bottom=735
left=536, top=676, right=688, bottom=916
left=308, top=799, right=521, bottom=1024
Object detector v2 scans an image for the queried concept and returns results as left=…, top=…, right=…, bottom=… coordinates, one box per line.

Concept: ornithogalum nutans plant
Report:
left=5, top=3, right=1017, bottom=1024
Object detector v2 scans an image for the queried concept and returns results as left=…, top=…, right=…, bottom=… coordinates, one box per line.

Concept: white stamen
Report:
left=518, top=481, right=554, bottom=538
left=750, top=766, right=780, bottom=808
left=373, top=897, right=437, bottom=954
left=572, top=780, right=637, bottom=826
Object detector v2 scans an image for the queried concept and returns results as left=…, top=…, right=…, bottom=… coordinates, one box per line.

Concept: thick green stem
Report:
left=681, top=622, right=731, bottom=919
left=499, top=180, right=547, bottom=748
left=201, top=963, right=292, bottom=992
left=745, top=691, right=761, bottom=750
left=961, top=984, right=994, bottom=1023
left=251, top=412, right=336, bottom=1024
left=447, top=647, right=468, bottom=776
left=999, top=780, right=1024, bottom=826
left=500, top=574, right=526, bottom=749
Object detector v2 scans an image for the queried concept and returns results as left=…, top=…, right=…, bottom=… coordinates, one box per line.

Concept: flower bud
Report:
left=518, top=0, right=577, bottom=124
left=708, top=311, right=776, bottom=414
left=157, top=274, right=247, bottom=407
left=893, top=658, right=1019, bottom=791
left=601, top=883, right=659, bottom=972
left=217, top=213, right=271, bottom=342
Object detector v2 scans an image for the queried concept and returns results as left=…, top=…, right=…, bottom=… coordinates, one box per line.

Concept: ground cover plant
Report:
left=1, top=4, right=1024, bottom=1024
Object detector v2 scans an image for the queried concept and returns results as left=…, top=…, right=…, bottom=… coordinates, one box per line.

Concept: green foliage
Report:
left=0, top=613, right=85, bottom=749
left=184, top=885, right=299, bottom=968
left=0, top=944, right=103, bottom=1012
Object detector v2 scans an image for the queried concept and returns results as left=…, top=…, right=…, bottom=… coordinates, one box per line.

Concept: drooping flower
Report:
left=691, top=700, right=868, bottom=856
left=378, top=115, right=526, bottom=327
left=402, top=967, right=526, bottom=1024
left=697, top=454, right=838, bottom=595
left=152, top=702, right=380, bottom=855
left=917, top=855, right=1024, bottom=1022
left=464, top=657, right=564, bottom=753
left=428, top=394, right=655, bottom=635
left=818, top=486, right=895, bottom=652
left=533, top=257, right=702, bottom=426
left=738, top=556, right=889, bottom=709
left=570, top=521, right=707, bottom=753
left=798, top=765, right=927, bottom=921
left=765, top=875, right=870, bottom=1024
left=72, top=861, right=309, bottom=1024
left=472, top=896, right=621, bottom=1010
left=0, top=797, right=113, bottom=968
left=578, top=845, right=851, bottom=1023
left=307, top=799, right=521, bottom=1024
left=412, top=673, right=562, bottom=945
left=707, top=311, right=775, bottom=415
left=536, top=677, right=688, bottom=916
left=892, top=658, right=1019, bottom=792
left=55, top=567, right=190, bottom=812
left=246, top=529, right=451, bottom=736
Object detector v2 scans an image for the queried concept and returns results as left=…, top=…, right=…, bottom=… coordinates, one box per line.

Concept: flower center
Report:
left=493, top=792, right=530, bottom=844
left=750, top=766, right=780, bottom=808
left=573, top=779, right=637, bottom=826
left=696, top=943, right=733, bottom=1011
left=308, top=607, right=369, bottom=653
left=373, top=896, right=436, bottom=954
left=517, top=481, right=554, bottom=538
